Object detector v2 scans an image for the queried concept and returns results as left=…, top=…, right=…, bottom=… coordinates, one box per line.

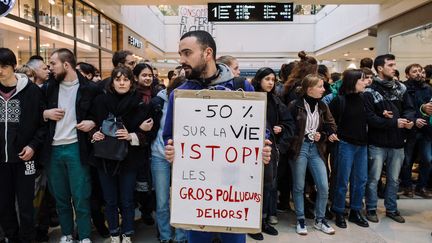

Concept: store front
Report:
left=0, top=0, right=119, bottom=79
left=119, top=25, right=147, bottom=62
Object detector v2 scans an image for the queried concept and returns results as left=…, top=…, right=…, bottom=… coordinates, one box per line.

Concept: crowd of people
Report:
left=0, top=29, right=431, bottom=243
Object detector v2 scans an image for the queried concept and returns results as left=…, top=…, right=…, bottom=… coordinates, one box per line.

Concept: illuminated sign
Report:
left=128, top=35, right=143, bottom=49
left=208, top=2, right=293, bottom=22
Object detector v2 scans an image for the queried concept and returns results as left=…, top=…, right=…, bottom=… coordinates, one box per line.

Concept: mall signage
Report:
left=0, top=0, right=15, bottom=17
left=208, top=2, right=293, bottom=22
left=170, top=90, right=266, bottom=233
left=128, top=35, right=143, bottom=49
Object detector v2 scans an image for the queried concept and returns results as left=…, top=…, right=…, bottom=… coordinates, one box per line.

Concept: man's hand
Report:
left=404, top=120, right=414, bottom=130
left=422, top=102, right=432, bottom=116
left=416, top=118, right=427, bottom=128
left=273, top=126, right=282, bottom=135
left=262, top=139, right=272, bottom=165
left=397, top=118, right=409, bottom=128
left=43, top=108, right=65, bottom=121
left=328, top=133, right=340, bottom=143
left=314, top=132, right=321, bottom=142
left=139, top=118, right=154, bottom=132
left=18, top=146, right=34, bottom=161
left=383, top=110, right=394, bottom=119
left=76, top=120, right=95, bottom=132
left=165, top=139, right=174, bottom=163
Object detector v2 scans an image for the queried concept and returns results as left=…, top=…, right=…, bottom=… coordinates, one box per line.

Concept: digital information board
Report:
left=208, top=3, right=293, bottom=22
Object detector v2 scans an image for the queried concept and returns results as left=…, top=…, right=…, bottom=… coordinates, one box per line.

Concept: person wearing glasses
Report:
left=97, top=50, right=137, bottom=93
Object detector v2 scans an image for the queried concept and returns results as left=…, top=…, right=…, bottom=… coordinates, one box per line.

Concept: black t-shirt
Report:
left=0, top=82, right=16, bottom=94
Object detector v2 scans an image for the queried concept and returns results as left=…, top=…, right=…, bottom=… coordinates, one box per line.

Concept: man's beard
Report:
left=183, top=57, right=207, bottom=80
left=54, top=69, right=67, bottom=82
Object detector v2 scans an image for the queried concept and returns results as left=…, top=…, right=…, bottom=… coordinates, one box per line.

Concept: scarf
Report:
left=137, top=86, right=153, bottom=104
left=374, top=77, right=406, bottom=101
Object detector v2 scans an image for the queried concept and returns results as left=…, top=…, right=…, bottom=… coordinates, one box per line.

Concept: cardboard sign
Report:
left=171, top=89, right=266, bottom=233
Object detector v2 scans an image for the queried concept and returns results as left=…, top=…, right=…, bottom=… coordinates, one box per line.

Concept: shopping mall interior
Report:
left=1, top=0, right=432, bottom=242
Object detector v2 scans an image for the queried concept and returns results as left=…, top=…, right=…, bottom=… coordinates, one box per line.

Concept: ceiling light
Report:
left=48, top=0, right=55, bottom=5
left=18, top=36, right=25, bottom=40
left=89, top=24, right=95, bottom=28
left=347, top=63, right=357, bottom=69
left=81, top=19, right=87, bottom=22
left=332, top=59, right=336, bottom=62
left=17, top=46, right=19, bottom=49
left=343, top=53, right=349, bottom=57
left=363, top=47, right=369, bottom=51
left=66, top=12, right=73, bottom=18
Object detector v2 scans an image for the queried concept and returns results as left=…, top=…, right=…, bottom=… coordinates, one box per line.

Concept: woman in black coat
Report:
left=249, top=67, right=295, bottom=241
left=90, top=65, right=152, bottom=243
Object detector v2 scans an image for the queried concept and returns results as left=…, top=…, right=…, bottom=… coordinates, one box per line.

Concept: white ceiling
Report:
left=116, top=0, right=389, bottom=5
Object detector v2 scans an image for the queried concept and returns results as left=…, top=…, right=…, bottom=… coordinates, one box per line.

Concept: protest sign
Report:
left=170, top=89, right=266, bottom=233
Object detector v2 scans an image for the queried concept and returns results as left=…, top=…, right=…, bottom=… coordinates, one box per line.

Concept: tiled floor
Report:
left=48, top=198, right=432, bottom=243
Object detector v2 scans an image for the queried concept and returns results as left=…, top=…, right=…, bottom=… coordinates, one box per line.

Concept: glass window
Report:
left=101, top=50, right=113, bottom=79
left=76, top=41, right=99, bottom=69
left=0, top=18, right=36, bottom=65
left=76, top=2, right=98, bottom=45
left=39, top=0, right=64, bottom=33
left=20, top=0, right=36, bottom=22
left=100, top=16, right=117, bottom=51
left=39, top=29, right=74, bottom=61
left=63, top=0, right=74, bottom=36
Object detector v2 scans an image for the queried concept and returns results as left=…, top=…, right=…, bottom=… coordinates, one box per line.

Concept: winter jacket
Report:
left=41, top=72, right=101, bottom=165
left=0, top=74, right=47, bottom=163
left=163, top=63, right=254, bottom=142
left=287, top=98, right=337, bottom=162
left=151, top=89, right=169, bottom=159
left=363, top=78, right=416, bottom=148
left=404, top=79, right=432, bottom=138
left=89, top=91, right=153, bottom=174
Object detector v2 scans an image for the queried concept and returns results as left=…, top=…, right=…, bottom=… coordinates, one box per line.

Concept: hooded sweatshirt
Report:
left=163, top=63, right=254, bottom=143
left=0, top=74, right=46, bottom=163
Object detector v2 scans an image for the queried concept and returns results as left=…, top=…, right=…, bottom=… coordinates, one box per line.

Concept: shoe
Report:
left=79, top=238, right=92, bottom=243
left=366, top=210, right=379, bottom=223
left=314, top=219, right=335, bottom=235
left=348, top=210, right=369, bottom=227
left=111, top=236, right=121, bottom=243
left=122, top=234, right=132, bottom=243
left=59, top=235, right=73, bottom=243
left=335, top=214, right=347, bottom=228
left=267, top=216, right=278, bottom=225
left=402, top=187, right=414, bottom=198
left=386, top=210, right=405, bottom=223
left=262, top=222, right=278, bottom=236
left=415, top=188, right=432, bottom=199
left=296, top=219, right=307, bottom=235
left=248, top=233, right=263, bottom=241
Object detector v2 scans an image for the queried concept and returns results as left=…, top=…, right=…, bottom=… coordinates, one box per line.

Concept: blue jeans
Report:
left=416, top=136, right=432, bottom=189
left=187, top=231, right=245, bottom=243
left=366, top=145, right=404, bottom=212
left=290, top=141, right=329, bottom=220
left=151, top=156, right=186, bottom=242
left=400, top=132, right=422, bottom=187
left=332, top=140, right=367, bottom=213
left=98, top=168, right=137, bottom=236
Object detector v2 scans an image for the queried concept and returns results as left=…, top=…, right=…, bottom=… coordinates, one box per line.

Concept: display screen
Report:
left=208, top=2, right=293, bottom=22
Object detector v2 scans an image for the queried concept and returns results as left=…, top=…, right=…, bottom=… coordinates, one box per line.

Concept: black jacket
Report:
left=41, top=72, right=101, bottom=165
left=363, top=79, right=416, bottom=148
left=405, top=80, right=432, bottom=138
left=0, top=74, right=47, bottom=163
left=89, top=91, right=153, bottom=174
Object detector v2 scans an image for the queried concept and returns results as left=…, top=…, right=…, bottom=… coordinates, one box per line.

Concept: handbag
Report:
left=93, top=113, right=128, bottom=161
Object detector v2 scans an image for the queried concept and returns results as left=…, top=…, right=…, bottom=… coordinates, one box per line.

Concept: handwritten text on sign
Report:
left=171, top=96, right=265, bottom=230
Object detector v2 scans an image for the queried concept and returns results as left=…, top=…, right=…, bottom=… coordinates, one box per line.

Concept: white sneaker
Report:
left=59, top=235, right=73, bottom=243
left=268, top=216, right=278, bottom=225
left=314, top=219, right=335, bottom=235
left=79, top=238, right=92, bottom=243
left=296, top=219, right=308, bottom=235
left=110, top=236, right=121, bottom=243
left=121, top=234, right=132, bottom=243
